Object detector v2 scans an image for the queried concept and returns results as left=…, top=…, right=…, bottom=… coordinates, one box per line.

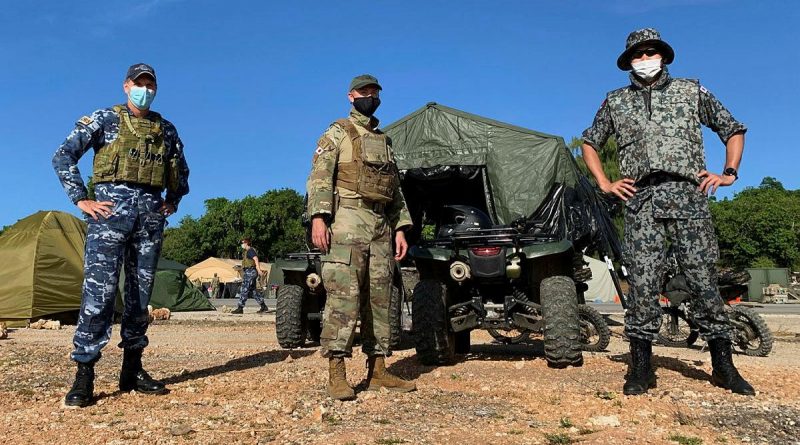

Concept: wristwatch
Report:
left=723, top=167, right=738, bottom=180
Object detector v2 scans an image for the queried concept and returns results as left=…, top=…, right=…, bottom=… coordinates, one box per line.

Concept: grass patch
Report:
left=675, top=410, right=694, bottom=426
left=595, top=390, right=617, bottom=400
left=508, top=429, right=524, bottom=435
left=450, top=373, right=460, bottom=380
left=668, top=434, right=703, bottom=445
left=374, top=418, right=391, bottom=425
left=578, top=428, right=595, bottom=435
left=544, top=432, right=573, bottom=444
left=324, top=414, right=343, bottom=426
left=559, top=417, right=574, bottom=428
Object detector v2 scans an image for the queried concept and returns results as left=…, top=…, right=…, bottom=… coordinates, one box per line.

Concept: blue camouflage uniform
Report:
left=238, top=247, right=265, bottom=308
left=52, top=105, right=189, bottom=364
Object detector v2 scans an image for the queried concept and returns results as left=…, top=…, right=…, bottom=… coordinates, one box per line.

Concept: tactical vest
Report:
left=606, top=78, right=706, bottom=183
left=334, top=118, right=397, bottom=204
left=242, top=248, right=257, bottom=269
left=93, top=105, right=176, bottom=190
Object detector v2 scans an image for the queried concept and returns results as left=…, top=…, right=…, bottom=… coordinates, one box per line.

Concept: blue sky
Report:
left=1, top=0, right=798, bottom=228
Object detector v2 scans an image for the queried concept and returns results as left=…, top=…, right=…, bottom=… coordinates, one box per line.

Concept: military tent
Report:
left=118, top=258, right=215, bottom=312
left=583, top=256, right=620, bottom=304
left=0, top=211, right=86, bottom=327
left=185, top=257, right=270, bottom=284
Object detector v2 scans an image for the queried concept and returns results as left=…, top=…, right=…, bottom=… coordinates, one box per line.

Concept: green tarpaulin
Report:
left=384, top=102, right=580, bottom=224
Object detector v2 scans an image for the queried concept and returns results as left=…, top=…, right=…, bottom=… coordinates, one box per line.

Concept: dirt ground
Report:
left=1, top=311, right=799, bottom=445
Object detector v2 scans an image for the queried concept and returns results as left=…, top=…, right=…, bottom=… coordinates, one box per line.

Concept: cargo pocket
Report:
left=321, top=245, right=352, bottom=265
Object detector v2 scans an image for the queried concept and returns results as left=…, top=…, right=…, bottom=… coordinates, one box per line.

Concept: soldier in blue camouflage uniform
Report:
left=52, top=63, right=190, bottom=407
left=581, top=29, right=754, bottom=396
left=231, top=238, right=269, bottom=314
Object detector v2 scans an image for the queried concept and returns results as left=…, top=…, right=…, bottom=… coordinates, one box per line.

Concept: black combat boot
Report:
left=623, top=338, right=657, bottom=395
left=65, top=361, right=95, bottom=407
left=709, top=338, right=755, bottom=395
left=119, top=348, right=168, bottom=394
left=257, top=303, right=269, bottom=314
left=231, top=306, right=244, bottom=314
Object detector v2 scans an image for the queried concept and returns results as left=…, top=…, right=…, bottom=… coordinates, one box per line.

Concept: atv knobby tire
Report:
left=276, top=284, right=307, bottom=349
left=540, top=276, right=583, bottom=368
left=578, top=304, right=611, bottom=352
left=412, top=280, right=455, bottom=365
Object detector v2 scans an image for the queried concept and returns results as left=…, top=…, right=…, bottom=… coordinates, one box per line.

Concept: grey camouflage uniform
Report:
left=582, top=67, right=746, bottom=342
left=52, top=105, right=189, bottom=363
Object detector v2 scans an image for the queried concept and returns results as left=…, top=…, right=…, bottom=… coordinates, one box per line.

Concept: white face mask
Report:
left=631, top=58, right=663, bottom=80
left=241, top=244, right=247, bottom=250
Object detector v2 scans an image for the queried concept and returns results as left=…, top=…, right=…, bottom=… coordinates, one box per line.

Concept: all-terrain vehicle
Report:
left=382, top=103, right=623, bottom=368
left=270, top=250, right=408, bottom=350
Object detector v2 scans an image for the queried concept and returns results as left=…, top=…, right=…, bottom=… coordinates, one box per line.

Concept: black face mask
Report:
left=352, top=96, right=381, bottom=117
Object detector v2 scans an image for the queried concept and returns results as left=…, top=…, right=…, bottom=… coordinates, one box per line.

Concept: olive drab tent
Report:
left=384, top=102, right=581, bottom=226
left=117, top=258, right=215, bottom=312
left=0, top=211, right=215, bottom=327
left=0, top=211, right=86, bottom=327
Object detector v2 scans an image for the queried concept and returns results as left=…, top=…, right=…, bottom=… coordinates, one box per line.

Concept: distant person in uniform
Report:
left=232, top=238, right=268, bottom=314
left=52, top=63, right=190, bottom=407
left=211, top=273, right=221, bottom=299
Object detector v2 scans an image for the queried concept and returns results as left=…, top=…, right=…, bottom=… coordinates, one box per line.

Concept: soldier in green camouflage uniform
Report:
left=581, top=29, right=754, bottom=396
left=306, top=74, right=416, bottom=400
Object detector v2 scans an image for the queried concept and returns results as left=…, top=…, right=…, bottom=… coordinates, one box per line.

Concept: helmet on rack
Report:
left=436, top=205, right=493, bottom=238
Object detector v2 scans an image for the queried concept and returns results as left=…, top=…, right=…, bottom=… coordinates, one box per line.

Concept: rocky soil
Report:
left=1, top=311, right=799, bottom=445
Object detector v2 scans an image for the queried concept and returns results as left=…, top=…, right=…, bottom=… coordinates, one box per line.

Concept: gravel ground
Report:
left=1, top=311, right=799, bottom=445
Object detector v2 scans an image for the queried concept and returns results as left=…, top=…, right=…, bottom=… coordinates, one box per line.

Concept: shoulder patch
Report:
left=699, top=85, right=709, bottom=94
left=76, top=115, right=101, bottom=133
left=79, top=116, right=93, bottom=126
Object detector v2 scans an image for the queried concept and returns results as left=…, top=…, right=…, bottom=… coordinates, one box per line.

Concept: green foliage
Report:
left=161, top=188, right=306, bottom=265
left=544, top=432, right=574, bottom=444
left=710, top=178, right=800, bottom=270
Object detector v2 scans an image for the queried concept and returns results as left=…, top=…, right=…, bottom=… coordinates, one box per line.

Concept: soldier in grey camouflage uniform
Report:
left=306, top=74, right=416, bottom=400
left=581, top=29, right=753, bottom=395
left=52, top=63, right=190, bottom=407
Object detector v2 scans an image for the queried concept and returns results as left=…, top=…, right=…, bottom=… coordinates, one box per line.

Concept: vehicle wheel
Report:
left=578, top=305, right=611, bottom=352
left=389, top=285, right=403, bottom=350
left=412, top=280, right=455, bottom=365
left=729, top=305, right=773, bottom=357
left=657, top=305, right=699, bottom=348
left=488, top=329, right=530, bottom=344
left=540, top=276, right=583, bottom=368
left=276, top=285, right=307, bottom=348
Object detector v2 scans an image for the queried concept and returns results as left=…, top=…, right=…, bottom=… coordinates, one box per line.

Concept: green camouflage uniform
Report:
left=582, top=66, right=746, bottom=342
left=306, top=108, right=412, bottom=358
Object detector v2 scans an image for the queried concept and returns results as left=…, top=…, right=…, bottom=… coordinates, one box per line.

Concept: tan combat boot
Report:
left=327, top=357, right=356, bottom=401
left=366, top=356, right=417, bottom=392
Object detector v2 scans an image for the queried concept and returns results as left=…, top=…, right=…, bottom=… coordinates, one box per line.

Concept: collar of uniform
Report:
left=349, top=107, right=379, bottom=130
left=628, top=66, right=672, bottom=91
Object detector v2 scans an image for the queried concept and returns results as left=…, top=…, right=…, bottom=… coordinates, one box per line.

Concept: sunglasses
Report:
left=632, top=47, right=660, bottom=59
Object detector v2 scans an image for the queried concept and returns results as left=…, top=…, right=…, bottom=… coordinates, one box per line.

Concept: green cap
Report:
left=349, top=74, right=382, bottom=91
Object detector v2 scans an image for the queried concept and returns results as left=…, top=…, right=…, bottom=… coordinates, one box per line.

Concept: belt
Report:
left=338, top=197, right=386, bottom=214
left=635, top=172, right=693, bottom=188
